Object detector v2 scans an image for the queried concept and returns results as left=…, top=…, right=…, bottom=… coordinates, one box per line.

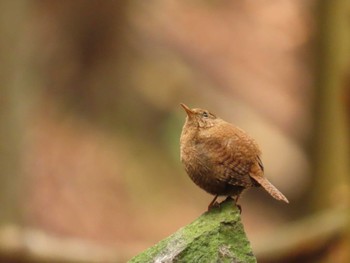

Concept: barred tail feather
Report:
left=250, top=175, right=289, bottom=203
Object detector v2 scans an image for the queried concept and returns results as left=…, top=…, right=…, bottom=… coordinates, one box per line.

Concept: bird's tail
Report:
left=250, top=174, right=289, bottom=203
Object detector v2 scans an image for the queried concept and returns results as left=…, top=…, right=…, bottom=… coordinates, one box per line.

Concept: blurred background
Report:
left=0, top=1, right=349, bottom=262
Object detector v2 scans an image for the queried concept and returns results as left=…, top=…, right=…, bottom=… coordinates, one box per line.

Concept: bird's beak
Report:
left=180, top=103, right=194, bottom=117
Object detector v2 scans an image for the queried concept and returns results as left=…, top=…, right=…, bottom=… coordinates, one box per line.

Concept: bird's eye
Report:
left=202, top=112, right=209, bottom=118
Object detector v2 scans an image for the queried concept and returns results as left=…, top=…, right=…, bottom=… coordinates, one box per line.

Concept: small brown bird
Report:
left=180, top=103, right=289, bottom=210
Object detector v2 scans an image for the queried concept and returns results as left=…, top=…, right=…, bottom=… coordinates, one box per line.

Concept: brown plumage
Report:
left=179, top=104, right=289, bottom=210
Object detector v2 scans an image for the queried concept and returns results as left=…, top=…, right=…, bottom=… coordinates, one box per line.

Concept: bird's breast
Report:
left=180, top=141, right=229, bottom=195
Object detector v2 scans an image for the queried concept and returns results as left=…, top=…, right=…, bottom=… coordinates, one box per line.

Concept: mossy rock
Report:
left=129, top=199, right=256, bottom=263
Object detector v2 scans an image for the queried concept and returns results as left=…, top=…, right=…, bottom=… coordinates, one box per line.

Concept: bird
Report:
left=179, top=103, right=289, bottom=211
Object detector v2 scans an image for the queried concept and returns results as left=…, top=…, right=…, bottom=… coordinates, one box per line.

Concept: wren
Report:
left=180, top=103, right=289, bottom=210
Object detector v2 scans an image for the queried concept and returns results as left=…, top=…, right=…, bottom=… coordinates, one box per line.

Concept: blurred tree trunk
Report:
left=0, top=2, right=30, bottom=225
left=313, top=0, right=350, bottom=261
left=314, top=0, right=350, bottom=208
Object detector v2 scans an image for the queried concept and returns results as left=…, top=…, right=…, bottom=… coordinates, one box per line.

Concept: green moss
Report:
left=129, top=199, right=256, bottom=263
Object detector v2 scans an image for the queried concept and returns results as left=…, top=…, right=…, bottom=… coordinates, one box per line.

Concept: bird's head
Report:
left=180, top=103, right=218, bottom=129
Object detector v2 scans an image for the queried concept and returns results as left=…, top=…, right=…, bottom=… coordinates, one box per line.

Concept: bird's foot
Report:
left=207, top=194, right=220, bottom=211
left=233, top=195, right=242, bottom=214
left=218, top=196, right=242, bottom=213
left=236, top=204, right=242, bottom=214
left=207, top=201, right=220, bottom=211
left=225, top=195, right=242, bottom=213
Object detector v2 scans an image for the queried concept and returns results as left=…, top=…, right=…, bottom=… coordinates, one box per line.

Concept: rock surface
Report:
left=129, top=199, right=256, bottom=263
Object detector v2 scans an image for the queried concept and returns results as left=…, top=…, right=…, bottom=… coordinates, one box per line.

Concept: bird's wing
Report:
left=197, top=133, right=259, bottom=187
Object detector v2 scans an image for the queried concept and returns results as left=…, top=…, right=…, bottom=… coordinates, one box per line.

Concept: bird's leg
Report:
left=207, top=194, right=219, bottom=211
left=233, top=194, right=242, bottom=214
